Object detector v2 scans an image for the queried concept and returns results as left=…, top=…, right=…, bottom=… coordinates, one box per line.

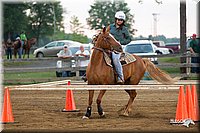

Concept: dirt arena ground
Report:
left=1, top=83, right=199, bottom=132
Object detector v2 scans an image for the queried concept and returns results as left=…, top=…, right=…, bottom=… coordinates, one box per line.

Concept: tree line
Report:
left=3, top=0, right=182, bottom=47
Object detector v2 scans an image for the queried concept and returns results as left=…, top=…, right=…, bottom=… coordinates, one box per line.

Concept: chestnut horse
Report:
left=13, top=38, right=37, bottom=59
left=82, top=27, right=175, bottom=119
left=23, top=38, right=37, bottom=58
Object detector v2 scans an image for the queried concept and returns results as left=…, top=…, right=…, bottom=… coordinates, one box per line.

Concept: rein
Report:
left=92, top=46, right=104, bottom=52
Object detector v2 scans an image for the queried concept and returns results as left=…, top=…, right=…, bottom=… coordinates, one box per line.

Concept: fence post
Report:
left=186, top=50, right=191, bottom=77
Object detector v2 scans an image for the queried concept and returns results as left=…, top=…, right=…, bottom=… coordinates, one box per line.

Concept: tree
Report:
left=27, top=1, right=64, bottom=44
left=3, top=3, right=28, bottom=40
left=87, top=0, right=136, bottom=35
left=70, top=15, right=84, bottom=34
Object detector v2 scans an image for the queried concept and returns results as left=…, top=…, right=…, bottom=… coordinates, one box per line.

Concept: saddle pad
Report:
left=103, top=52, right=136, bottom=67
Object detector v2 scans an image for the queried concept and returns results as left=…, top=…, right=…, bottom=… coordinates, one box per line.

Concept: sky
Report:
left=60, top=0, right=198, bottom=38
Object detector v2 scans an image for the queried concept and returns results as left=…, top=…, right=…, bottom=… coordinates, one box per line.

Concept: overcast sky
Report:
left=0, top=0, right=198, bottom=38
left=60, top=0, right=198, bottom=38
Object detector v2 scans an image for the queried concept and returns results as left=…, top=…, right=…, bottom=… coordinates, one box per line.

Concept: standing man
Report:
left=109, top=11, right=132, bottom=84
left=56, top=44, right=72, bottom=77
left=189, top=34, right=200, bottom=73
left=75, top=45, right=90, bottom=67
left=6, top=38, right=13, bottom=60
left=75, top=45, right=90, bottom=77
left=57, top=44, right=72, bottom=58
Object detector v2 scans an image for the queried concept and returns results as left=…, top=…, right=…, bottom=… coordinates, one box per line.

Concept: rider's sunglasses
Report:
left=117, top=19, right=123, bottom=21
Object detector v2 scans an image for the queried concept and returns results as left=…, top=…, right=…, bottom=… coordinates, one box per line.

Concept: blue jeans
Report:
left=191, top=57, right=200, bottom=73
left=6, top=47, right=12, bottom=59
left=112, top=52, right=124, bottom=81
left=18, top=47, right=22, bottom=59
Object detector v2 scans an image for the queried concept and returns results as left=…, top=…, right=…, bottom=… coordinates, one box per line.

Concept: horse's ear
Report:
left=103, top=26, right=106, bottom=33
left=106, top=26, right=110, bottom=33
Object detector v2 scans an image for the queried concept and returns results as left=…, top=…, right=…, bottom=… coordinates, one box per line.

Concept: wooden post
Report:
left=186, top=50, right=191, bottom=77
left=180, top=1, right=187, bottom=73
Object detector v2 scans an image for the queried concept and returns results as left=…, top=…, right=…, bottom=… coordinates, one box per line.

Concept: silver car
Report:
left=33, top=40, right=83, bottom=57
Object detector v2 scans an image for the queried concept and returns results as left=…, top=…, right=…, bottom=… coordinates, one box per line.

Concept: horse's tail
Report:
left=142, top=58, right=176, bottom=84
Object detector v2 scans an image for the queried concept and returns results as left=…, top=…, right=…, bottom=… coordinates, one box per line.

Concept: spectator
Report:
left=75, top=45, right=90, bottom=77
left=6, top=38, right=13, bottom=59
left=16, top=37, right=22, bottom=59
left=56, top=44, right=72, bottom=77
left=189, top=33, right=200, bottom=73
left=57, top=44, right=72, bottom=58
left=75, top=45, right=90, bottom=67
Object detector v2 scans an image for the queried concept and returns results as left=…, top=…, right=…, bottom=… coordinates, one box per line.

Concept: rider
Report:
left=110, top=11, right=132, bottom=84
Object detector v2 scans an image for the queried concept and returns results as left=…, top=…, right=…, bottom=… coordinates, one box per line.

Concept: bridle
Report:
left=92, top=33, right=116, bottom=52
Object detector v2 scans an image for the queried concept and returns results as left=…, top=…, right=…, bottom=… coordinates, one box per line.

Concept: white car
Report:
left=124, top=40, right=158, bottom=64
left=152, top=44, right=170, bottom=55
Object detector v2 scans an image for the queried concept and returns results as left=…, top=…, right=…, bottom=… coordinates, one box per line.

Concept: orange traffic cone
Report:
left=67, top=80, right=71, bottom=85
left=191, top=85, right=199, bottom=121
left=1, top=87, right=14, bottom=123
left=175, top=86, right=188, bottom=122
left=62, top=90, right=80, bottom=112
left=185, top=85, right=195, bottom=121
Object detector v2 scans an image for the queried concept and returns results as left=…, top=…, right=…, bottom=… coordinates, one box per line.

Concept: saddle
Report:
left=103, top=51, right=136, bottom=67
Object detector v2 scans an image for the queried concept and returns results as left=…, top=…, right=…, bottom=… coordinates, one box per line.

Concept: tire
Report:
left=37, top=52, right=44, bottom=58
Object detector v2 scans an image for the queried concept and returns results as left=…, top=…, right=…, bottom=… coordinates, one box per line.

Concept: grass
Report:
left=3, top=53, right=35, bottom=60
left=4, top=71, right=56, bottom=80
left=3, top=57, right=198, bottom=85
left=158, top=57, right=180, bottom=63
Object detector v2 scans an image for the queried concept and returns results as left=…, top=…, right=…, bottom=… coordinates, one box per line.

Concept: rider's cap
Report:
left=16, top=37, right=20, bottom=40
left=115, top=11, right=126, bottom=20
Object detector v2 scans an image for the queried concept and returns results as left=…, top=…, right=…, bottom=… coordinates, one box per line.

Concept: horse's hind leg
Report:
left=96, top=90, right=106, bottom=117
left=23, top=49, right=26, bottom=58
left=83, top=90, right=94, bottom=119
left=119, top=90, right=137, bottom=116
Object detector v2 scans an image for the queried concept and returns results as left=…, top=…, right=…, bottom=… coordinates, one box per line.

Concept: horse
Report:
left=13, top=39, right=21, bottom=59
left=82, top=27, right=176, bottom=119
left=23, top=38, right=37, bottom=58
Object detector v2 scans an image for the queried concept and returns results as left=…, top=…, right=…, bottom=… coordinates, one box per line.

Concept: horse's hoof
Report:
left=99, top=112, right=105, bottom=118
left=119, top=113, right=129, bottom=117
left=82, top=116, right=89, bottom=119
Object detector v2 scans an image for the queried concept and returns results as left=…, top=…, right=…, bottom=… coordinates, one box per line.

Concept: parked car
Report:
left=153, top=41, right=172, bottom=54
left=165, top=42, right=180, bottom=53
left=152, top=41, right=165, bottom=47
left=124, top=40, right=158, bottom=64
left=33, top=40, right=83, bottom=57
left=152, top=44, right=170, bottom=55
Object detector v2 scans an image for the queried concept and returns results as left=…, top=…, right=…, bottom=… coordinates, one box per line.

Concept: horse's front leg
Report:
left=27, top=49, right=30, bottom=58
left=23, top=49, right=26, bottom=58
left=82, top=90, right=94, bottom=119
left=96, top=90, right=106, bottom=117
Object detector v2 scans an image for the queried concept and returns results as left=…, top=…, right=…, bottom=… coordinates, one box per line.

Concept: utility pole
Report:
left=180, top=0, right=186, bottom=74
left=53, top=5, right=56, bottom=40
left=152, top=13, right=159, bottom=37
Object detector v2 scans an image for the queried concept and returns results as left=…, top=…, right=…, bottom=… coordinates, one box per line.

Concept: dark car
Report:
left=165, top=43, right=180, bottom=53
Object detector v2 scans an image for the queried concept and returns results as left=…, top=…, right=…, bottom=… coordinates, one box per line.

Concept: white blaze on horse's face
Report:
left=109, top=33, right=120, bottom=45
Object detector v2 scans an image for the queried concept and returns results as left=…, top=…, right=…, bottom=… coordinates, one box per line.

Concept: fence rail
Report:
left=3, top=52, right=199, bottom=78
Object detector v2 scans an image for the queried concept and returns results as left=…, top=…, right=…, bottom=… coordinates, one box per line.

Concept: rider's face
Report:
left=116, top=19, right=124, bottom=26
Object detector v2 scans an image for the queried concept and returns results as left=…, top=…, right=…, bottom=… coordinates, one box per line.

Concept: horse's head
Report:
left=95, top=27, right=123, bottom=52
left=29, top=38, right=37, bottom=45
